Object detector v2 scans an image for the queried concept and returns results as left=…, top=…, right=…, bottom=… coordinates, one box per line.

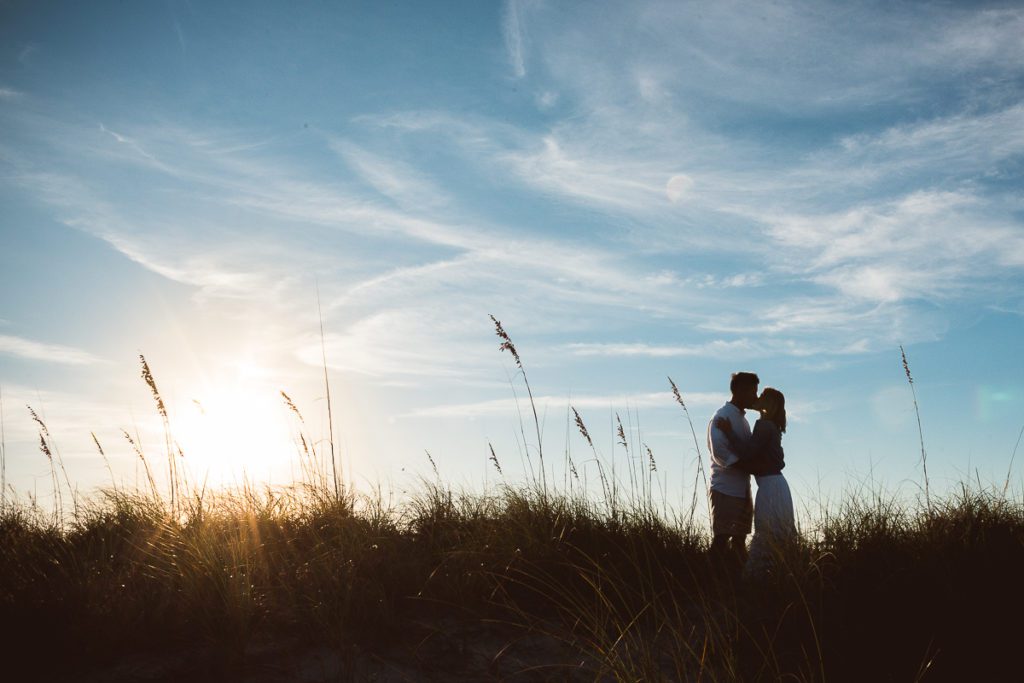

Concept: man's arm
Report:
left=708, top=418, right=740, bottom=467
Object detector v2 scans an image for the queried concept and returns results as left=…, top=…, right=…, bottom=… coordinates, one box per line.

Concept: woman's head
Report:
left=756, top=387, right=786, bottom=433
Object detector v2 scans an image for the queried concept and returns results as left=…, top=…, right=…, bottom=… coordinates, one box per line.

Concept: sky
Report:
left=1, top=0, right=1023, bottom=520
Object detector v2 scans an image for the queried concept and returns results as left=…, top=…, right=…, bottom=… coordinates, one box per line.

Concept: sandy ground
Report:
left=68, top=617, right=605, bottom=683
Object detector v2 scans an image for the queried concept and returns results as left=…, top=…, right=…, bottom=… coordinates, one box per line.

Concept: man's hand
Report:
left=714, top=417, right=732, bottom=434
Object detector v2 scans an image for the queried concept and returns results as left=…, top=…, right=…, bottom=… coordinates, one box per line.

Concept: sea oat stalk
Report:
left=490, top=315, right=545, bottom=495
left=668, top=377, right=709, bottom=523
left=1004, top=423, right=1024, bottom=497
left=29, top=406, right=76, bottom=519
left=488, top=442, right=504, bottom=476
left=122, top=428, right=159, bottom=499
left=140, top=354, right=178, bottom=515
left=425, top=450, right=439, bottom=479
left=316, top=285, right=341, bottom=501
left=92, top=432, right=117, bottom=494
left=572, top=406, right=611, bottom=505
left=900, top=345, right=929, bottom=510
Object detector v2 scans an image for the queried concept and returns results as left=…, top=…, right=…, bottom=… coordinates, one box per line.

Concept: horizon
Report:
left=2, top=0, right=1023, bottom=517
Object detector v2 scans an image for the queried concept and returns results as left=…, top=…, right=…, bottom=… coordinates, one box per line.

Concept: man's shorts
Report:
left=710, top=489, right=753, bottom=537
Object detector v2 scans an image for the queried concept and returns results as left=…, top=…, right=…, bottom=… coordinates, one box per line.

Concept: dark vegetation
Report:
left=2, top=483, right=1023, bottom=681
left=1, top=329, right=1021, bottom=681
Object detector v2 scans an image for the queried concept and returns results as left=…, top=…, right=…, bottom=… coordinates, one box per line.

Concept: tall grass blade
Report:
left=668, top=377, right=708, bottom=524
left=317, top=283, right=340, bottom=501
left=491, top=314, right=545, bottom=496
left=1004, top=422, right=1024, bottom=497
left=900, top=345, right=929, bottom=510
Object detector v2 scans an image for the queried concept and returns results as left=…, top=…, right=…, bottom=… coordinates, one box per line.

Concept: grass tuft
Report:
left=2, top=481, right=1021, bottom=680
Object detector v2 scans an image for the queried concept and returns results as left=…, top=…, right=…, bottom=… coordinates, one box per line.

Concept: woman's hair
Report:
left=760, top=387, right=787, bottom=433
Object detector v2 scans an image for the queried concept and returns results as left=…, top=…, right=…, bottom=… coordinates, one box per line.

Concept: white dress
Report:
left=748, top=473, right=797, bottom=574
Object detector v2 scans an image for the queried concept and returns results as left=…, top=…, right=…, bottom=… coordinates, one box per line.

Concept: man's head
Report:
left=729, top=372, right=760, bottom=410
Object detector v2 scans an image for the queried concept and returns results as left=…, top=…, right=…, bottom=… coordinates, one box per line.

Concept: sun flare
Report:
left=170, top=381, right=298, bottom=487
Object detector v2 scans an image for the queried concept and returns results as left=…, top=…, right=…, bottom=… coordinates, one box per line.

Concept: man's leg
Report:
left=710, top=533, right=734, bottom=581
left=733, top=493, right=753, bottom=569
left=710, top=533, right=731, bottom=559
left=709, top=490, right=730, bottom=562
left=730, top=534, right=749, bottom=566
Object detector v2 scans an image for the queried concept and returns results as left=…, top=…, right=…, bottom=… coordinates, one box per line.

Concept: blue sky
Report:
left=1, top=0, right=1023, bottom=517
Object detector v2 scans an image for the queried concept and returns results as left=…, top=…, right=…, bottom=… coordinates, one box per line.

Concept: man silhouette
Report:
left=707, top=371, right=759, bottom=570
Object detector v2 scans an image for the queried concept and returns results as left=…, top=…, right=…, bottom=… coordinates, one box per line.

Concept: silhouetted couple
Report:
left=707, top=372, right=796, bottom=577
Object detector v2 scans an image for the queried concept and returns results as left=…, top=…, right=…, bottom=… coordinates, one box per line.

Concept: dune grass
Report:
left=2, top=472, right=1022, bottom=681
left=1, top=338, right=1022, bottom=681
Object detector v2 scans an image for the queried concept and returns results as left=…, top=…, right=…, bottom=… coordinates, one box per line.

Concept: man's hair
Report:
left=730, top=371, right=760, bottom=394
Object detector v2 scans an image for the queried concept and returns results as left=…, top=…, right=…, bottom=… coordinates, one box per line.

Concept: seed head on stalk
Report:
left=489, top=314, right=545, bottom=494
left=900, top=345, right=929, bottom=510
left=425, top=450, right=439, bottom=478
left=281, top=390, right=304, bottom=422
left=139, top=354, right=166, bottom=420
left=668, top=376, right=709, bottom=523
left=572, top=407, right=592, bottom=447
left=488, top=442, right=503, bottom=476
left=489, top=314, right=522, bottom=368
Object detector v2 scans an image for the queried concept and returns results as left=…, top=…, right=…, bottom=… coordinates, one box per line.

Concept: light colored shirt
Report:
left=707, top=402, right=752, bottom=498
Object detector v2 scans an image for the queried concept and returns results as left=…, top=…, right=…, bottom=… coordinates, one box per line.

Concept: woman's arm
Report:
left=734, top=451, right=774, bottom=475
left=726, top=421, right=781, bottom=474
left=714, top=417, right=766, bottom=461
left=737, top=421, right=782, bottom=475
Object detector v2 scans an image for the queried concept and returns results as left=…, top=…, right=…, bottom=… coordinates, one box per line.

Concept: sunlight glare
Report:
left=171, top=374, right=297, bottom=488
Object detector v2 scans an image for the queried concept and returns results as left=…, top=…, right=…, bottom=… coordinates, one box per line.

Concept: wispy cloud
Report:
left=499, top=135, right=669, bottom=211
left=356, top=101, right=1019, bottom=351
left=762, top=190, right=1024, bottom=303
left=838, top=104, right=1024, bottom=166
left=98, top=123, right=168, bottom=169
left=502, top=0, right=528, bottom=78
left=172, top=16, right=187, bottom=54
left=330, top=139, right=451, bottom=210
left=427, top=1, right=1024, bottom=338
left=566, top=341, right=755, bottom=358
left=405, top=390, right=724, bottom=419
left=5, top=0, right=1022, bottom=386
left=6, top=110, right=731, bottom=389
left=16, top=44, right=38, bottom=64
left=0, top=335, right=103, bottom=365
left=10, top=170, right=274, bottom=301
left=566, top=334, right=891, bottom=360
left=295, top=308, right=494, bottom=380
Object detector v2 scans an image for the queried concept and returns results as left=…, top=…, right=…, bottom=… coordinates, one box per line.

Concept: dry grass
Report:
left=1, top=333, right=1021, bottom=681
left=2, top=479, right=1021, bottom=681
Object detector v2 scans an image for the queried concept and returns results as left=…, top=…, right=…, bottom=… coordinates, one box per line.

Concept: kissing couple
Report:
left=707, top=371, right=797, bottom=576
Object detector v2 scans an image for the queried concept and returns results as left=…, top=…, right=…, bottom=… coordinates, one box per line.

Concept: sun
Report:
left=169, top=370, right=298, bottom=488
